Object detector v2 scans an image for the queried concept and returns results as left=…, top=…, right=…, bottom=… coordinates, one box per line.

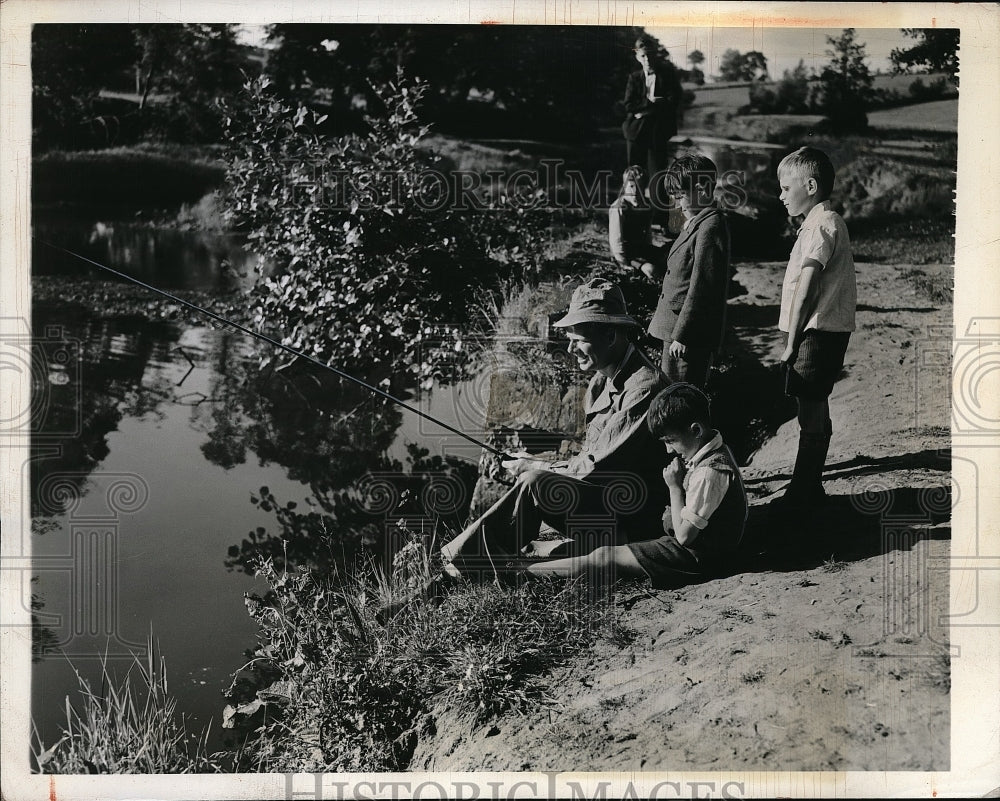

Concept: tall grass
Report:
left=224, top=531, right=615, bottom=773
left=32, top=637, right=219, bottom=773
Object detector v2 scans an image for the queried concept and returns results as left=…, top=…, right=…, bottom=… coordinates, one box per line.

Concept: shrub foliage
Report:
left=221, top=73, right=547, bottom=383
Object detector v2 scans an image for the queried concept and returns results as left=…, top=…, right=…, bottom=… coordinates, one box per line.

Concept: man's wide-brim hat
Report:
left=553, top=278, right=640, bottom=328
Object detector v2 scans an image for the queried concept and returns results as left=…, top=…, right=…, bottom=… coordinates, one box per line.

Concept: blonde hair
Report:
left=777, top=147, right=835, bottom=199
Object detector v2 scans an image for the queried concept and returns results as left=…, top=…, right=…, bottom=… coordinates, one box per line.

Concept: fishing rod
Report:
left=37, top=240, right=513, bottom=460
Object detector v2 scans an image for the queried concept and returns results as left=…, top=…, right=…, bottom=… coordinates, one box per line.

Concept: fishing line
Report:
left=37, top=239, right=512, bottom=460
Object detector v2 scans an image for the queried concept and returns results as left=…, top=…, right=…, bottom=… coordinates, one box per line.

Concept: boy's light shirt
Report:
left=778, top=200, right=857, bottom=333
left=645, top=71, right=657, bottom=101
left=672, top=430, right=730, bottom=531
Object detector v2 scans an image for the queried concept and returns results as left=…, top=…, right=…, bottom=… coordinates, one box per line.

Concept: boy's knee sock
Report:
left=788, top=420, right=832, bottom=497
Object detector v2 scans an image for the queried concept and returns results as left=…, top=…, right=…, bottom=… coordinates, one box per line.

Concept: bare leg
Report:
left=524, top=544, right=647, bottom=581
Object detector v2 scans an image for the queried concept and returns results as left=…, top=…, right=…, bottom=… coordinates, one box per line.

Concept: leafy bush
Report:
left=223, top=537, right=612, bottom=772
left=908, top=76, right=953, bottom=102
left=220, top=72, right=548, bottom=384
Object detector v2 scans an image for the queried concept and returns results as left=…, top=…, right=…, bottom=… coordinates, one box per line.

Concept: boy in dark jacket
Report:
left=648, top=154, right=731, bottom=389
left=622, top=36, right=683, bottom=207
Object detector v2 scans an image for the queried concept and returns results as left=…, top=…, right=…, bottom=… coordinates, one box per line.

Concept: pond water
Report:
left=29, top=218, right=484, bottom=755
left=33, top=211, right=262, bottom=293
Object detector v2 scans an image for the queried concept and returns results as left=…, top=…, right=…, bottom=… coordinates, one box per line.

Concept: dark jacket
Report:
left=648, top=206, right=731, bottom=349
left=565, top=346, right=670, bottom=525
left=621, top=63, right=682, bottom=144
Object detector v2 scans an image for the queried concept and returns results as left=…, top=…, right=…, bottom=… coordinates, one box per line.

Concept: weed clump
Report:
left=32, top=639, right=217, bottom=774
left=223, top=537, right=612, bottom=772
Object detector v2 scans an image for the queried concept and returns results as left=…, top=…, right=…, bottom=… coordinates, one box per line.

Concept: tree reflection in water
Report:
left=193, top=354, right=479, bottom=578
left=29, top=298, right=478, bottom=659
left=30, top=304, right=184, bottom=522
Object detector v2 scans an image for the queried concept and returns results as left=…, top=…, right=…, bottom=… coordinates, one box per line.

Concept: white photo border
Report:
left=2, top=2, right=997, bottom=798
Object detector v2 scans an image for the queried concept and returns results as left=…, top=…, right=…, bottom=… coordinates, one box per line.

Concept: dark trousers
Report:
left=626, top=132, right=671, bottom=210
left=661, top=345, right=713, bottom=390
left=441, top=469, right=661, bottom=579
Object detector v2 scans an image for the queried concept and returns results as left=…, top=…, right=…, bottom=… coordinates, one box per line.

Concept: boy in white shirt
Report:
left=523, top=383, right=748, bottom=589
left=776, top=147, right=857, bottom=507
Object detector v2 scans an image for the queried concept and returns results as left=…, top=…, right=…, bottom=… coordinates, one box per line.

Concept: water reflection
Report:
left=30, top=296, right=478, bottom=751
left=30, top=306, right=184, bottom=520
left=32, top=213, right=262, bottom=293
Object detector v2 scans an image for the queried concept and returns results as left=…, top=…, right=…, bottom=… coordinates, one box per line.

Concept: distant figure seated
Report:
left=522, top=382, right=748, bottom=589
left=439, top=278, right=669, bottom=581
left=609, top=166, right=657, bottom=280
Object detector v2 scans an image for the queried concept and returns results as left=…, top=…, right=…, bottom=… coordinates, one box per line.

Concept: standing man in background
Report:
left=622, top=36, right=683, bottom=211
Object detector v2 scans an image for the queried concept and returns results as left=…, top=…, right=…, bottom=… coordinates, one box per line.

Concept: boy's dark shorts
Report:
left=785, top=329, right=851, bottom=401
left=627, top=535, right=703, bottom=588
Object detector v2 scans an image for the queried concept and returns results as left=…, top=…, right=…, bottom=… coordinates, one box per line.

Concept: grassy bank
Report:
left=36, top=536, right=628, bottom=773
left=31, top=638, right=220, bottom=773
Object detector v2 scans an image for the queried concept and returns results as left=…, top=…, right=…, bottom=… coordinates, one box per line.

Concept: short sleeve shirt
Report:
left=779, top=201, right=857, bottom=333
left=661, top=432, right=732, bottom=530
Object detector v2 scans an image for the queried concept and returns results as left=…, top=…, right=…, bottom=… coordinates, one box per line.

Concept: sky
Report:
left=647, top=26, right=907, bottom=78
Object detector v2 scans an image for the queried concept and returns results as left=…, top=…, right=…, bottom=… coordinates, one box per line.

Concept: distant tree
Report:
left=32, top=23, right=250, bottom=148
left=130, top=24, right=248, bottom=141
left=263, top=24, right=643, bottom=139
left=742, top=51, right=769, bottom=81
left=748, top=60, right=810, bottom=114
left=718, top=48, right=744, bottom=81
left=32, top=24, right=135, bottom=147
left=685, top=49, right=706, bottom=84
left=717, top=48, right=768, bottom=82
left=776, top=61, right=812, bottom=111
left=890, top=28, right=959, bottom=84
left=815, top=28, right=873, bottom=132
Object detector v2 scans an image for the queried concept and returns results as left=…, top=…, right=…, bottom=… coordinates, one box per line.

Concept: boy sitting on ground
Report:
left=522, top=382, right=748, bottom=588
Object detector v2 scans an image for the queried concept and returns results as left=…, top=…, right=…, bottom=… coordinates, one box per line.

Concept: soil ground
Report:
left=411, top=253, right=952, bottom=772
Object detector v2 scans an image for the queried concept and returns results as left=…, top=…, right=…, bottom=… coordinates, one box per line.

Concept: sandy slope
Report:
left=411, top=258, right=952, bottom=772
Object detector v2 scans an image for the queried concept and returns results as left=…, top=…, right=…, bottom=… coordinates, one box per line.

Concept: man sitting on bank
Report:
left=440, top=278, right=670, bottom=580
